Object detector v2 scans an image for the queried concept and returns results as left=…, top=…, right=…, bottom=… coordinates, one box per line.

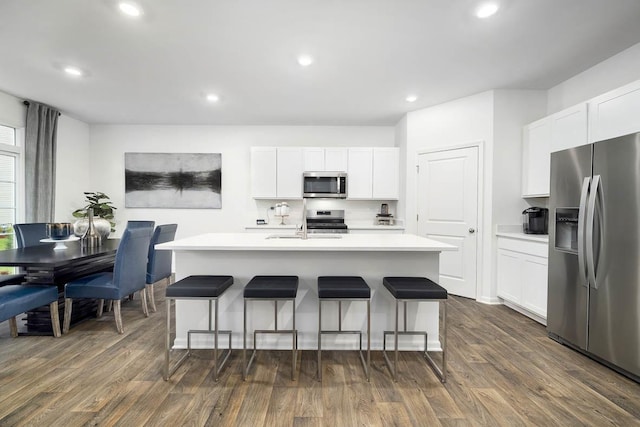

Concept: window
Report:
left=0, top=124, right=22, bottom=258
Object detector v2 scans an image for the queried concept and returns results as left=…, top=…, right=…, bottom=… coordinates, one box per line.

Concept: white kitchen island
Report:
left=157, top=233, right=455, bottom=351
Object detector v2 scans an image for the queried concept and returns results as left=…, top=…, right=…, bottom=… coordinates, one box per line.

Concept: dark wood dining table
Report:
left=0, top=239, right=120, bottom=334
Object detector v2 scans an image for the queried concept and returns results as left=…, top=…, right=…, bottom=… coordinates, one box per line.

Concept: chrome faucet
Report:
left=298, top=197, right=308, bottom=239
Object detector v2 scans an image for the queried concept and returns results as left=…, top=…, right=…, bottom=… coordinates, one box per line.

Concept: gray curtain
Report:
left=25, top=102, right=59, bottom=222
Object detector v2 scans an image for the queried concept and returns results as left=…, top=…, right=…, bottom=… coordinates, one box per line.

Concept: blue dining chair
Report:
left=146, top=224, right=178, bottom=312
left=0, top=274, right=26, bottom=286
left=5, top=223, right=49, bottom=283
left=63, top=227, right=153, bottom=334
left=13, top=223, right=49, bottom=248
left=126, top=220, right=155, bottom=230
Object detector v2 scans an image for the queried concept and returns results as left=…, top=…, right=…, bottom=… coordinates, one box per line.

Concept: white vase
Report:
left=73, top=217, right=111, bottom=240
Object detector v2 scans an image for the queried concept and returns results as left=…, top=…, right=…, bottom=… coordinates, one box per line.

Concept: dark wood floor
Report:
left=1, top=282, right=639, bottom=426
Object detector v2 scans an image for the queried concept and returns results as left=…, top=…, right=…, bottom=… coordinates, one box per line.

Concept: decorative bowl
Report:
left=46, top=223, right=73, bottom=240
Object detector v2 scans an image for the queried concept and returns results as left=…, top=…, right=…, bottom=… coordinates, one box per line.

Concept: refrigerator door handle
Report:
left=578, top=177, right=590, bottom=286
left=586, top=174, right=601, bottom=289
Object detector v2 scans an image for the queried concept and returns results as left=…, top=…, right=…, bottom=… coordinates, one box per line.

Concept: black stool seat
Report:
left=244, top=275, right=298, bottom=299
left=383, top=277, right=448, bottom=300
left=318, top=276, right=370, bottom=299
left=166, top=275, right=234, bottom=298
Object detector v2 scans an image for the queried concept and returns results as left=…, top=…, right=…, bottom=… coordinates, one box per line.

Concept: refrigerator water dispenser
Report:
left=555, top=208, right=579, bottom=252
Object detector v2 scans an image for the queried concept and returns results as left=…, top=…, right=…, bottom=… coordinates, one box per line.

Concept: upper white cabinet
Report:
left=251, top=147, right=303, bottom=199
left=522, top=103, right=588, bottom=197
left=347, top=148, right=373, bottom=199
left=588, top=79, right=640, bottom=143
left=550, top=103, right=588, bottom=153
left=346, top=147, right=399, bottom=200
left=324, top=148, right=348, bottom=171
left=522, top=117, right=551, bottom=197
left=303, top=148, right=325, bottom=171
left=302, top=147, right=348, bottom=172
left=372, top=147, right=399, bottom=199
left=252, top=146, right=398, bottom=200
left=251, top=147, right=277, bottom=198
left=276, top=147, right=303, bottom=198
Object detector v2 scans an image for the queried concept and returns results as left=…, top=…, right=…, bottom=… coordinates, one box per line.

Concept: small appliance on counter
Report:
left=376, top=203, right=396, bottom=225
left=522, top=207, right=548, bottom=234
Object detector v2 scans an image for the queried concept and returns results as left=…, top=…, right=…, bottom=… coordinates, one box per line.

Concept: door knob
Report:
left=468, top=228, right=476, bottom=234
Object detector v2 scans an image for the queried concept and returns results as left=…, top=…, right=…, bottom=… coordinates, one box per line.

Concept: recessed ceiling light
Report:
left=475, top=2, right=499, bottom=18
left=64, top=66, right=84, bottom=77
left=406, top=95, right=418, bottom=103
left=297, top=55, right=314, bottom=67
left=206, top=93, right=220, bottom=103
left=118, top=2, right=142, bottom=17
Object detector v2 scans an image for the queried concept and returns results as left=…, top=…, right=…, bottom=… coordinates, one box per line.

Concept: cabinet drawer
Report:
left=497, top=237, right=548, bottom=258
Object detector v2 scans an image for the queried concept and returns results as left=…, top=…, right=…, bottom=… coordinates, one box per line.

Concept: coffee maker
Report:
left=522, top=207, right=548, bottom=234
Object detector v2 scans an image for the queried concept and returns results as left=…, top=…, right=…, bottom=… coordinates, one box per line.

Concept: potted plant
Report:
left=72, top=192, right=117, bottom=239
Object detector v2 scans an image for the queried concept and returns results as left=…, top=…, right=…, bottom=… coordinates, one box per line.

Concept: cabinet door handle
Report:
left=468, top=228, right=476, bottom=234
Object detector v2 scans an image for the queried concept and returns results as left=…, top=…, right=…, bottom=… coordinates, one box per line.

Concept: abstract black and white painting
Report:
left=124, top=153, right=221, bottom=208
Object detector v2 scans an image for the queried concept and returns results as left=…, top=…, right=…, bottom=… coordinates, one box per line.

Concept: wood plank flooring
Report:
left=1, top=282, right=639, bottom=426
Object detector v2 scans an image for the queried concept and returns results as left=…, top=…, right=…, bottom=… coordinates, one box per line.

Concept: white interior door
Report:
left=417, top=146, right=479, bottom=299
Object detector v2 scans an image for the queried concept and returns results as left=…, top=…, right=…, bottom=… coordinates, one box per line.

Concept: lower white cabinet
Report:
left=496, top=236, right=548, bottom=323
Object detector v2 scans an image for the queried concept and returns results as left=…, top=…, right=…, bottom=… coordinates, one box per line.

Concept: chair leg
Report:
left=63, top=298, right=73, bottom=334
left=140, top=288, right=149, bottom=317
left=106, top=300, right=113, bottom=312
left=317, top=299, right=322, bottom=381
left=147, top=283, right=157, bottom=313
left=9, top=316, right=18, bottom=338
left=97, top=299, right=104, bottom=318
left=49, top=301, right=62, bottom=338
left=114, top=300, right=124, bottom=334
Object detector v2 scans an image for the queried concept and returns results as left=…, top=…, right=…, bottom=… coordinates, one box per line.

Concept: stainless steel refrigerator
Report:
left=548, top=131, right=640, bottom=382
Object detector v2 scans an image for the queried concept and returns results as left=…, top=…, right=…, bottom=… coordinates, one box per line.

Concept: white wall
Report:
left=547, top=42, right=640, bottom=114
left=403, top=91, right=493, bottom=301
left=402, top=90, right=546, bottom=303
left=88, top=125, right=395, bottom=238
left=55, top=115, right=91, bottom=223
left=0, top=90, right=25, bottom=129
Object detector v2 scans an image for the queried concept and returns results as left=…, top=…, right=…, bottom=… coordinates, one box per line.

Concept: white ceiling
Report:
left=1, top=0, right=639, bottom=126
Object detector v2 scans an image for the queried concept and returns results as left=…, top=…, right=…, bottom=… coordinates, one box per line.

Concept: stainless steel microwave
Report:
left=303, top=172, right=347, bottom=198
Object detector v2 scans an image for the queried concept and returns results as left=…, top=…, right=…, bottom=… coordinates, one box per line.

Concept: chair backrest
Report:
left=112, top=227, right=153, bottom=297
left=13, top=223, right=49, bottom=248
left=147, top=224, right=178, bottom=284
left=126, top=220, right=156, bottom=230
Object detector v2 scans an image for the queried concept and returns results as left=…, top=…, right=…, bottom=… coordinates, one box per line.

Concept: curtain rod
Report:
left=23, top=100, right=62, bottom=116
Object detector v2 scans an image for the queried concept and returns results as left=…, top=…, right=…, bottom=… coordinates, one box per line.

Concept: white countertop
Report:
left=158, top=232, right=455, bottom=252
left=245, top=221, right=405, bottom=231
left=496, top=225, right=548, bottom=243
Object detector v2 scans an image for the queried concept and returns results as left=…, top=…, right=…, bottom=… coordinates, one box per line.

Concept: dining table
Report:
left=0, top=238, right=120, bottom=334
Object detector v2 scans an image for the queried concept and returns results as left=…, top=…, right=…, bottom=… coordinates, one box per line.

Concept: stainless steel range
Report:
left=306, top=209, right=348, bottom=234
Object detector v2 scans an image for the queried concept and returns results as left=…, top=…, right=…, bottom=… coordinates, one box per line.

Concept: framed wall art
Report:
left=124, top=152, right=222, bottom=208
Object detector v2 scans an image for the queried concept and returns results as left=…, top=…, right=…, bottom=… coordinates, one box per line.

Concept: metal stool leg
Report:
left=244, top=298, right=297, bottom=381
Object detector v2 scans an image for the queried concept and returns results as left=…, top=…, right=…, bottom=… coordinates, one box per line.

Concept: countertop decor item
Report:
left=72, top=191, right=116, bottom=239
left=46, top=223, right=73, bottom=240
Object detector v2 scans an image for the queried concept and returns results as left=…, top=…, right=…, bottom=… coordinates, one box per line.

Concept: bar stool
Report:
left=382, top=276, right=448, bottom=383
left=317, top=276, right=370, bottom=381
left=243, top=275, right=298, bottom=381
left=164, top=275, right=234, bottom=381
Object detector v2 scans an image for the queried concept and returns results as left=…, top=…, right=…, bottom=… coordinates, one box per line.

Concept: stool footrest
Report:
left=244, top=329, right=298, bottom=380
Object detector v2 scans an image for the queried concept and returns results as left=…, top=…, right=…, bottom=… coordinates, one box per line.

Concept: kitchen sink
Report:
left=265, top=234, right=342, bottom=239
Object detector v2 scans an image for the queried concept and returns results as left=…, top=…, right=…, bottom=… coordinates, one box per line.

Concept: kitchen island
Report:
left=157, top=233, right=455, bottom=351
